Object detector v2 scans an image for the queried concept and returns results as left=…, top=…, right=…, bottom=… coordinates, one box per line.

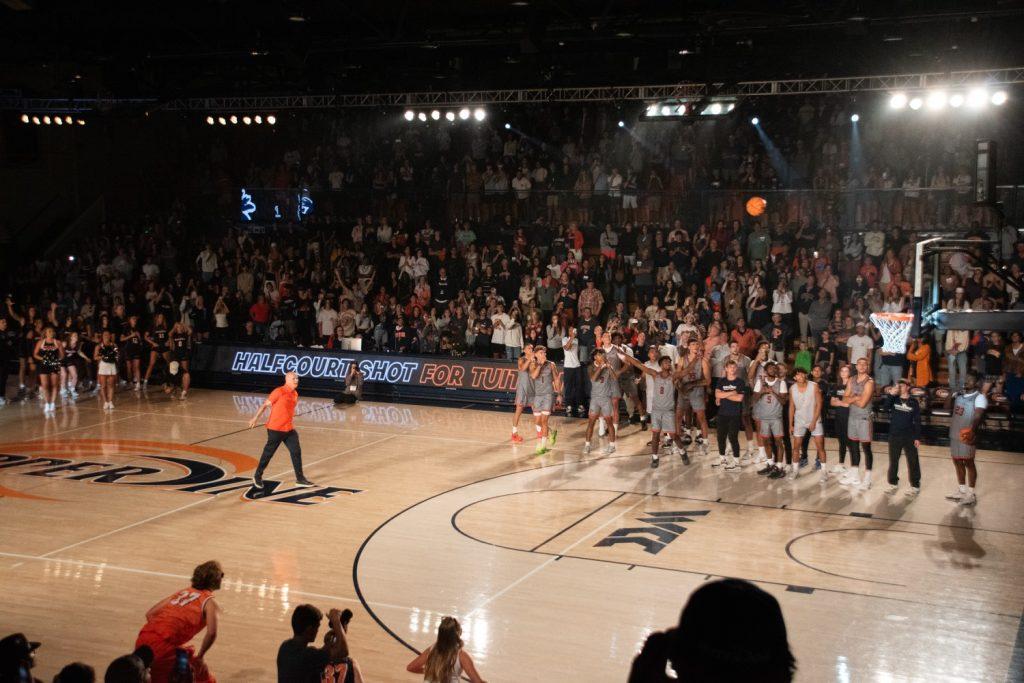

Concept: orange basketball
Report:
left=746, top=196, right=767, bottom=217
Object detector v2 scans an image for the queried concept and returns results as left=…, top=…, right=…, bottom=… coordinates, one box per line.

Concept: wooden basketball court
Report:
left=1, top=387, right=1022, bottom=681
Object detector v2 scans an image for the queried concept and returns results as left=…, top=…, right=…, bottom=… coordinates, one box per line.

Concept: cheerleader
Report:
left=33, top=326, right=64, bottom=413
left=121, top=314, right=144, bottom=390
left=143, top=313, right=171, bottom=386
left=62, top=330, right=87, bottom=398
left=94, top=330, right=120, bottom=410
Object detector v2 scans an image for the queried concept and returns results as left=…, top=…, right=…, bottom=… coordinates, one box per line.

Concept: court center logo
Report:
left=0, top=439, right=361, bottom=506
left=594, top=510, right=710, bottom=554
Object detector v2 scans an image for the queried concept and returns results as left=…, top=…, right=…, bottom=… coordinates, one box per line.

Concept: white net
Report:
left=870, top=313, right=914, bottom=353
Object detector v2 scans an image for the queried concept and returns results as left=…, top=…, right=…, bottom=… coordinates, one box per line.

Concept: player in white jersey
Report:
left=945, top=371, right=987, bottom=506
left=623, top=352, right=678, bottom=468
left=584, top=349, right=620, bottom=454
left=754, top=361, right=788, bottom=478
left=789, top=367, right=827, bottom=483
left=511, top=345, right=536, bottom=444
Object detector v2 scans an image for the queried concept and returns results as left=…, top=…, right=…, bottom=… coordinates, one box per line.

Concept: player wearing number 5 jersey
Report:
left=135, top=560, right=223, bottom=683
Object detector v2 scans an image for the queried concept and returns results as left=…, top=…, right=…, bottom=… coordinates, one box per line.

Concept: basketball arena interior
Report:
left=2, top=2, right=1024, bottom=682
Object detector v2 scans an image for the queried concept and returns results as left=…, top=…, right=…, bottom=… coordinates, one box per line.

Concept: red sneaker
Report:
left=511, top=433, right=524, bottom=443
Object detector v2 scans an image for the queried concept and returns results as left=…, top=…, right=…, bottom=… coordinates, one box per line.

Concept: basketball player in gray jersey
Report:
left=530, top=346, right=562, bottom=455
left=623, top=352, right=680, bottom=468
left=754, top=361, right=788, bottom=478
left=945, top=371, right=987, bottom=506
left=789, top=367, right=828, bottom=483
left=584, top=349, right=620, bottom=454
left=674, top=339, right=711, bottom=453
left=836, top=357, right=875, bottom=489
left=511, top=345, right=536, bottom=444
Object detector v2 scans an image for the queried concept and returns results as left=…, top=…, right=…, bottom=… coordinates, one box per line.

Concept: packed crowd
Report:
left=204, top=95, right=994, bottom=230
left=0, top=561, right=793, bottom=683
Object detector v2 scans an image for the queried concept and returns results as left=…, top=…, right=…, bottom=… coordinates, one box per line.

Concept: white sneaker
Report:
left=859, top=473, right=872, bottom=491
left=59, top=388, right=68, bottom=397
left=819, top=470, right=829, bottom=484
left=739, top=451, right=752, bottom=465
left=583, top=441, right=592, bottom=454
left=829, top=464, right=846, bottom=474
left=787, top=466, right=798, bottom=480
left=598, top=419, right=607, bottom=437
left=713, top=455, right=728, bottom=467
left=723, top=458, right=740, bottom=471
left=133, top=382, right=141, bottom=391
left=945, top=490, right=965, bottom=501
left=959, top=492, right=977, bottom=506
left=841, top=472, right=861, bottom=487
left=179, top=391, right=188, bottom=400
left=603, top=443, right=616, bottom=455
left=905, top=487, right=920, bottom=498
left=885, top=484, right=899, bottom=494
left=754, top=453, right=767, bottom=465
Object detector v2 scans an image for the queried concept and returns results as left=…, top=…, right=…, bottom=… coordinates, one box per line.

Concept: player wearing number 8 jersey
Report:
left=135, top=560, right=223, bottom=683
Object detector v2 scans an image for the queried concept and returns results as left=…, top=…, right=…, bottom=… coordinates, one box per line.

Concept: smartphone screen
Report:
left=175, top=649, right=189, bottom=674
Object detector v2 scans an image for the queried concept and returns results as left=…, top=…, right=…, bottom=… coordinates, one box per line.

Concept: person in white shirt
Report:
left=196, top=244, right=218, bottom=283
left=562, top=327, right=584, bottom=417
left=771, top=282, right=793, bottom=315
left=490, top=304, right=511, bottom=358
left=316, top=298, right=339, bottom=344
left=846, top=323, right=874, bottom=365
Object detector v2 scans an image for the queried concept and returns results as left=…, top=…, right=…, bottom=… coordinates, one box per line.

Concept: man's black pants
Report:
left=563, top=365, right=584, bottom=411
left=887, top=434, right=921, bottom=488
left=256, top=429, right=306, bottom=479
left=716, top=413, right=742, bottom=457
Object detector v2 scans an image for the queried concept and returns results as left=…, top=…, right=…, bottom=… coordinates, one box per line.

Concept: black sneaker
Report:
left=629, top=413, right=641, bottom=425
left=798, top=457, right=808, bottom=469
left=565, top=406, right=575, bottom=418
left=756, top=464, right=773, bottom=475
left=768, top=466, right=786, bottom=479
left=640, top=415, right=649, bottom=431
left=295, top=478, right=316, bottom=488
left=681, top=451, right=690, bottom=465
left=252, top=473, right=264, bottom=489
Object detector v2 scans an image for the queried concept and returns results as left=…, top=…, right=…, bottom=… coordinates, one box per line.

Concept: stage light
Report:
left=850, top=113, right=859, bottom=122
left=20, top=114, right=29, bottom=123
left=967, top=88, right=987, bottom=108
left=32, top=116, right=40, bottom=125
left=218, top=116, right=227, bottom=125
left=445, top=111, right=455, bottom=122
left=254, top=115, right=263, bottom=124
left=949, top=94, right=965, bottom=108
left=726, top=103, right=735, bottom=112
left=709, top=103, right=722, bottom=115
left=266, top=115, right=276, bottom=124
left=992, top=90, right=1008, bottom=105
left=54, top=116, right=63, bottom=126
left=404, top=110, right=414, bottom=121
left=417, top=112, right=427, bottom=121
left=68, top=255, right=75, bottom=262
left=678, top=104, right=687, bottom=115
left=43, top=116, right=51, bottom=125
left=617, top=120, right=625, bottom=128
left=458, top=108, right=470, bottom=120
left=889, top=93, right=907, bottom=109
left=660, top=105, right=671, bottom=116
left=908, top=97, right=923, bottom=110
left=926, top=91, right=947, bottom=110
left=751, top=116, right=759, bottom=125
left=243, top=116, right=252, bottom=125
left=76, top=119, right=85, bottom=126
left=65, top=116, right=72, bottom=124
left=504, top=123, right=511, bottom=130
left=473, top=108, right=486, bottom=121
left=229, top=115, right=238, bottom=124
left=206, top=116, right=215, bottom=125
left=646, top=104, right=659, bottom=117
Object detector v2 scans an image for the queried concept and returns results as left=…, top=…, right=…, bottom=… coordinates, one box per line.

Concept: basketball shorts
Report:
left=532, top=394, right=554, bottom=415
left=847, top=413, right=873, bottom=442
left=514, top=386, right=534, bottom=408
left=650, top=409, right=675, bottom=433
left=950, top=439, right=976, bottom=460
left=588, top=396, right=614, bottom=418
left=759, top=418, right=785, bottom=438
left=617, top=375, right=639, bottom=399
left=687, top=389, right=706, bottom=411
left=793, top=420, right=823, bottom=438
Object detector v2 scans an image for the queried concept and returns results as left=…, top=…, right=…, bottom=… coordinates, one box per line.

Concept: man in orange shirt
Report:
left=248, top=371, right=315, bottom=489
left=135, top=560, right=223, bottom=683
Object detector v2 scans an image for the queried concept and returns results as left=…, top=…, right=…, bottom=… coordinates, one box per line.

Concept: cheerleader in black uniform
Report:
left=143, top=313, right=171, bottom=386
left=62, top=330, right=87, bottom=399
left=121, top=314, right=144, bottom=390
left=94, top=330, right=120, bottom=410
left=33, top=326, right=64, bottom=413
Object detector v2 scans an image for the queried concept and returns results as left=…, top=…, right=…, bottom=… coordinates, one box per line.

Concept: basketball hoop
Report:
left=870, top=312, right=914, bottom=353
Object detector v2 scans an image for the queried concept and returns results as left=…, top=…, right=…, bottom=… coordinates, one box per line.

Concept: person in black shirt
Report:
left=121, top=315, right=144, bottom=390
left=0, top=317, right=17, bottom=405
left=392, top=316, right=415, bottom=354
left=143, top=313, right=171, bottom=386
left=713, top=360, right=747, bottom=469
left=170, top=321, right=192, bottom=371
left=276, top=605, right=349, bottom=683
left=883, top=380, right=922, bottom=496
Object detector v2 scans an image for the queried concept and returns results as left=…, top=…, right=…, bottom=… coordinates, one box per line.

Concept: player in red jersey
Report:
left=135, top=560, right=223, bottom=683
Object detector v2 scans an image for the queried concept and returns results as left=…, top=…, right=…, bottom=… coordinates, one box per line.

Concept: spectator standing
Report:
left=277, top=605, right=351, bottom=683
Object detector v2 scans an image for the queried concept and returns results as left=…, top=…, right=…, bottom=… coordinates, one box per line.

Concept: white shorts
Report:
left=793, top=420, right=823, bottom=438
left=98, top=361, right=118, bottom=376
left=622, top=195, right=638, bottom=209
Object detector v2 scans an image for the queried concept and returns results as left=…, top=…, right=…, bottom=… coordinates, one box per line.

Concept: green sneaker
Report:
left=548, top=429, right=558, bottom=447
left=534, top=446, right=549, bottom=456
